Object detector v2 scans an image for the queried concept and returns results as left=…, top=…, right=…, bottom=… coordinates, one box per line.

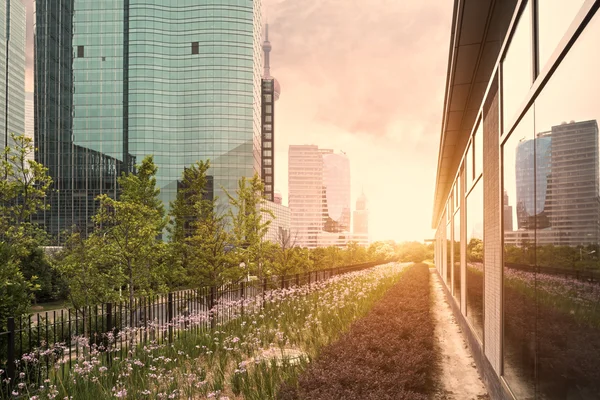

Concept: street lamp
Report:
left=580, top=249, right=596, bottom=261
left=240, top=261, right=249, bottom=282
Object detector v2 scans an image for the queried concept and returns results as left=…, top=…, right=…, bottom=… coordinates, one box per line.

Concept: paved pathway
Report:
left=430, top=269, right=489, bottom=400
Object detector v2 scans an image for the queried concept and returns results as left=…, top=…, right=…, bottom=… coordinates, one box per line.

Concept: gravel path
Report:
left=430, top=269, right=489, bottom=399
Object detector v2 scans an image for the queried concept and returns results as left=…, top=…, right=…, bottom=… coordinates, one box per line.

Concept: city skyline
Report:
left=16, top=0, right=453, bottom=242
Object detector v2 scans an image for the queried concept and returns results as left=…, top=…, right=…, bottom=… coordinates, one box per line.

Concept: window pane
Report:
left=466, top=180, right=484, bottom=341
left=502, top=2, right=533, bottom=132
left=502, top=108, right=535, bottom=399
left=474, top=122, right=483, bottom=179
left=453, top=209, right=461, bottom=303
left=447, top=221, right=452, bottom=285
left=538, top=0, right=585, bottom=72
left=534, top=13, right=600, bottom=398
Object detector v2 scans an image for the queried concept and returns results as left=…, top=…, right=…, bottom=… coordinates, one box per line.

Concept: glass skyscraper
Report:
left=37, top=0, right=262, bottom=239
left=1, top=0, right=26, bottom=151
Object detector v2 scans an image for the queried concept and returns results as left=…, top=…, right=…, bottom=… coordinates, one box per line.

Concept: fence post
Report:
left=6, top=317, right=15, bottom=385
left=281, top=275, right=285, bottom=289
left=210, top=287, right=216, bottom=330
left=240, top=282, right=245, bottom=317
left=295, top=273, right=299, bottom=287
left=168, top=293, right=174, bottom=342
left=106, top=303, right=113, bottom=333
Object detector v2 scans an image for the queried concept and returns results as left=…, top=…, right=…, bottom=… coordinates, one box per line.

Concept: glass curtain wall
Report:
left=502, top=3, right=600, bottom=398
left=466, top=180, right=483, bottom=341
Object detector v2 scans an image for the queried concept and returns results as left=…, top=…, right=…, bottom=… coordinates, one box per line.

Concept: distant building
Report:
left=288, top=145, right=324, bottom=248
left=261, top=23, right=280, bottom=202
left=503, top=191, right=513, bottom=232
left=273, top=191, right=283, bottom=205
left=288, top=145, right=351, bottom=248
left=1, top=0, right=26, bottom=151
left=24, top=92, right=33, bottom=160
left=546, top=120, right=600, bottom=246
left=261, top=200, right=291, bottom=244
left=353, top=190, right=369, bottom=238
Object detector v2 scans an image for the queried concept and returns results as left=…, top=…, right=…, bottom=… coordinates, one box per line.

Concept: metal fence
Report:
left=0, top=261, right=383, bottom=388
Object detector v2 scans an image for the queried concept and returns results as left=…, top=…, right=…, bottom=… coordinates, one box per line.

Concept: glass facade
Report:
left=466, top=179, right=483, bottom=341
left=434, top=2, right=600, bottom=398
left=1, top=0, right=26, bottom=150
left=322, top=152, right=351, bottom=233
left=502, top=10, right=600, bottom=398
left=36, top=0, right=263, bottom=238
left=34, top=0, right=75, bottom=239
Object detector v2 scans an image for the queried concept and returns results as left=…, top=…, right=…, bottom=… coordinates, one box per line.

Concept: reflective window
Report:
left=502, top=1, right=533, bottom=132
left=465, top=143, right=472, bottom=185
left=447, top=220, right=452, bottom=285
left=466, top=181, right=484, bottom=341
left=533, top=13, right=600, bottom=398
left=453, top=208, right=461, bottom=302
left=503, top=108, right=535, bottom=399
left=537, top=0, right=585, bottom=72
left=474, top=121, right=483, bottom=179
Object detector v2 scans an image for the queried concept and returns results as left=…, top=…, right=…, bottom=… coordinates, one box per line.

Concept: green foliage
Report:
left=55, top=156, right=167, bottom=311
left=227, top=174, right=272, bottom=278
left=0, top=134, right=53, bottom=321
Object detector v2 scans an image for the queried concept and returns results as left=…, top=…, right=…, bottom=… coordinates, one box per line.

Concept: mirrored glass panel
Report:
left=447, top=220, right=452, bottom=285
left=503, top=109, right=536, bottom=399
left=502, top=1, right=533, bottom=132
left=453, top=208, right=461, bottom=302
left=537, top=0, right=585, bottom=72
left=466, top=180, right=484, bottom=341
left=534, top=13, right=600, bottom=399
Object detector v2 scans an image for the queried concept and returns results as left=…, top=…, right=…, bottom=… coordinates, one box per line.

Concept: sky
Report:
left=22, top=0, right=454, bottom=243
left=262, top=0, right=453, bottom=242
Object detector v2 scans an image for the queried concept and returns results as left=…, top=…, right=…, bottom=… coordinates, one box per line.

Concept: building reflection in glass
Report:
left=502, top=11, right=600, bottom=399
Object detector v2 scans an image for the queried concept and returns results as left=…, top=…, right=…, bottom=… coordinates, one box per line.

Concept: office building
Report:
left=34, top=0, right=76, bottom=239
left=288, top=145, right=352, bottom=248
left=433, top=1, right=600, bottom=398
left=322, top=152, right=351, bottom=233
left=36, top=1, right=263, bottom=239
left=288, top=145, right=324, bottom=248
left=261, top=23, right=280, bottom=202
left=1, top=0, right=26, bottom=151
left=261, top=199, right=290, bottom=244
left=353, top=190, right=369, bottom=233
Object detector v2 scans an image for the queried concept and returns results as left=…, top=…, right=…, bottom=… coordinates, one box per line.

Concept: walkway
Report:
left=430, top=269, right=489, bottom=399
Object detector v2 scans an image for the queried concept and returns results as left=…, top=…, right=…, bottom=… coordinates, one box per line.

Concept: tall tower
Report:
left=1, top=0, right=26, bottom=153
left=353, top=190, right=369, bottom=235
left=261, top=23, right=280, bottom=201
left=37, top=0, right=263, bottom=241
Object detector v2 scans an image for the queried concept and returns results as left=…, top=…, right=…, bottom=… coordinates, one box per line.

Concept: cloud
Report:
left=264, top=0, right=451, bottom=138
left=263, top=0, right=453, bottom=241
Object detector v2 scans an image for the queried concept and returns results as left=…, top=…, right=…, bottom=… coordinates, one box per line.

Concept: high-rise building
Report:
left=288, top=145, right=352, bottom=248
left=288, top=145, right=323, bottom=248
left=36, top=1, right=263, bottom=240
left=24, top=91, right=33, bottom=157
left=34, top=0, right=76, bottom=239
left=261, top=23, right=280, bottom=202
left=546, top=120, right=600, bottom=246
left=503, top=190, right=513, bottom=232
left=322, top=152, right=351, bottom=233
left=1, top=0, right=26, bottom=151
left=353, top=190, right=369, bottom=234
left=515, top=134, right=551, bottom=230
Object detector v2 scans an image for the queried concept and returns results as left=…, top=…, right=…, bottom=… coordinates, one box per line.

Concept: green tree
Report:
left=0, top=134, right=53, bottom=321
left=89, top=156, right=167, bottom=321
left=168, top=160, right=211, bottom=279
left=53, top=232, right=121, bottom=312
left=227, top=174, right=272, bottom=278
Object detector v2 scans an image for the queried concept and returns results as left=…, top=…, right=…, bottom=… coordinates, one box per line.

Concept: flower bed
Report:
left=4, top=263, right=408, bottom=399
left=278, top=263, right=437, bottom=400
